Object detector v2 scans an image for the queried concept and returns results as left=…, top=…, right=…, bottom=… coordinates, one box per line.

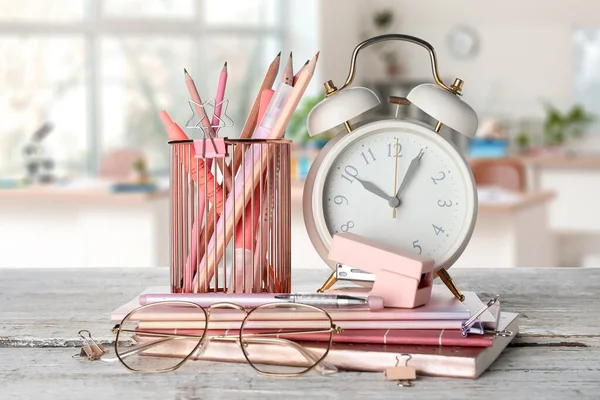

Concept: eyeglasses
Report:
left=112, top=301, right=342, bottom=377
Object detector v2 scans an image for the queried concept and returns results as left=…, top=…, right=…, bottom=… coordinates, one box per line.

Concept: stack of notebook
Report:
left=111, top=286, right=519, bottom=379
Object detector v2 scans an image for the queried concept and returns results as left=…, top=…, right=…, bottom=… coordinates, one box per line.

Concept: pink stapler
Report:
left=326, top=233, right=435, bottom=308
left=193, top=138, right=227, bottom=159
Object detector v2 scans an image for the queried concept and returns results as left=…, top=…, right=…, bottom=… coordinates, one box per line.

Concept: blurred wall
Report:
left=318, top=0, right=600, bottom=120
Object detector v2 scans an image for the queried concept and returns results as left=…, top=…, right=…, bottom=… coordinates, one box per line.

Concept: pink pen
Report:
left=139, top=293, right=384, bottom=310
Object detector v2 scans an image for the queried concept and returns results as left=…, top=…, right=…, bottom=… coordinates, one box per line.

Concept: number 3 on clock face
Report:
left=303, top=119, right=477, bottom=273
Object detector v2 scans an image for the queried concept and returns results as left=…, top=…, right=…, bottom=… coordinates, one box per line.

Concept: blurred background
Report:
left=2, top=0, right=600, bottom=271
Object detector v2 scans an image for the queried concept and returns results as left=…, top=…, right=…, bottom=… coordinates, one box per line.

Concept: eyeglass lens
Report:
left=240, top=303, right=333, bottom=375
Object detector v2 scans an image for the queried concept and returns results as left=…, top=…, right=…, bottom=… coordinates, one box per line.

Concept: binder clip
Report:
left=384, top=354, right=416, bottom=387
left=194, top=138, right=227, bottom=159
left=327, top=233, right=434, bottom=308
left=72, top=330, right=108, bottom=361
left=461, top=295, right=512, bottom=337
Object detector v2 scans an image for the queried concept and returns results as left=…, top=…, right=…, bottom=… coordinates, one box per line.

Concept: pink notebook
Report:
left=140, top=327, right=495, bottom=347
left=111, top=285, right=497, bottom=327
left=135, top=312, right=519, bottom=378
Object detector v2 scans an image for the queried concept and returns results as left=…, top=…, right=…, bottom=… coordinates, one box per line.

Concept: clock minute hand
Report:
left=394, top=149, right=424, bottom=200
left=355, top=176, right=390, bottom=202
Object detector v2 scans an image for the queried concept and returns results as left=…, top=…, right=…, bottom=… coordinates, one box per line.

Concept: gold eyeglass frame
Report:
left=112, top=301, right=342, bottom=377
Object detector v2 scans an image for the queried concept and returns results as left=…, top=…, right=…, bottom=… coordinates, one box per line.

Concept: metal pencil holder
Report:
left=169, top=139, right=292, bottom=294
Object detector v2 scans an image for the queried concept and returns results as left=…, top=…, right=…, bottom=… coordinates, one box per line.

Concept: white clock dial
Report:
left=305, top=119, right=477, bottom=271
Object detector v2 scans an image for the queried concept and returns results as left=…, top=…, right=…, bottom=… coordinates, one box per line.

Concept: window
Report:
left=0, top=0, right=286, bottom=177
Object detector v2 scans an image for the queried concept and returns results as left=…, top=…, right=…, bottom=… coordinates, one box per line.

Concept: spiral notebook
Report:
left=136, top=312, right=519, bottom=378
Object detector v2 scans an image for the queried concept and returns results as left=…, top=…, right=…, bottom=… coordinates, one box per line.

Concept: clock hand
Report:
left=394, top=149, right=425, bottom=201
left=392, top=138, right=400, bottom=218
left=355, top=176, right=390, bottom=202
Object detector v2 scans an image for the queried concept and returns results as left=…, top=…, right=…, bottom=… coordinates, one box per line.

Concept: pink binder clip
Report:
left=194, top=138, right=227, bottom=159
left=327, top=233, right=435, bottom=308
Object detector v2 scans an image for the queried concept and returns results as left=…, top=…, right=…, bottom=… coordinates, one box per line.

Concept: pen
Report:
left=139, top=292, right=384, bottom=310
left=274, top=294, right=376, bottom=308
left=282, top=51, right=293, bottom=86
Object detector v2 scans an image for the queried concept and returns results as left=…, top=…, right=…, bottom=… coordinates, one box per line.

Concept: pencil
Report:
left=211, top=62, right=228, bottom=132
left=185, top=61, right=229, bottom=291
left=293, top=59, right=309, bottom=86
left=196, top=53, right=318, bottom=292
left=282, top=51, right=293, bottom=86
left=231, top=52, right=281, bottom=175
left=184, top=68, right=233, bottom=192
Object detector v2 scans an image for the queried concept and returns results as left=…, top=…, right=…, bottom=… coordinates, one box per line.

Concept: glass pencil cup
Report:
left=169, top=139, right=292, bottom=294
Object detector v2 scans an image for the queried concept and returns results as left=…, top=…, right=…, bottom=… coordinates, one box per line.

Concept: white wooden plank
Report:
left=1, top=347, right=599, bottom=400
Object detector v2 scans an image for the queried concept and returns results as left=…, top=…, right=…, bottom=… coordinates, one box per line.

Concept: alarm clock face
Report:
left=304, top=119, right=477, bottom=271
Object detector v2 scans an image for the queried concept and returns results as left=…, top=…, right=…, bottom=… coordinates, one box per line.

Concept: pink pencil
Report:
left=185, top=62, right=228, bottom=292
left=184, top=68, right=233, bottom=192
left=184, top=69, right=214, bottom=138
left=211, top=62, right=228, bottom=134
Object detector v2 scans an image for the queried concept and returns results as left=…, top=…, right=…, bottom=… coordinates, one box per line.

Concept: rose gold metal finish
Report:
left=113, top=301, right=339, bottom=376
left=169, top=139, right=292, bottom=294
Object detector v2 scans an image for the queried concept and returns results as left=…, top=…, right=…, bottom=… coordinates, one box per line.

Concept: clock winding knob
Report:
left=324, top=80, right=339, bottom=96
left=450, top=78, right=464, bottom=94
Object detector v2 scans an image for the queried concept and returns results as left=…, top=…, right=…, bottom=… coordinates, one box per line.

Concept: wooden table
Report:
left=1, top=268, right=599, bottom=399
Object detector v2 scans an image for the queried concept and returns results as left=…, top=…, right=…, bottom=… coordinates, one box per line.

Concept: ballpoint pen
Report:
left=139, top=292, right=384, bottom=310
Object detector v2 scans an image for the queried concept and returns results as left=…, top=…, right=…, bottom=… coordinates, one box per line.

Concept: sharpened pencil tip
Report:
left=184, top=68, right=188, bottom=73
left=289, top=51, right=293, bottom=58
left=277, top=51, right=281, bottom=57
left=222, top=61, right=228, bottom=72
left=304, top=59, right=309, bottom=65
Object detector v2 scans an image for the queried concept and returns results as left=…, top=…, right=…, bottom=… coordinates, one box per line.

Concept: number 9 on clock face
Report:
left=303, top=119, right=478, bottom=273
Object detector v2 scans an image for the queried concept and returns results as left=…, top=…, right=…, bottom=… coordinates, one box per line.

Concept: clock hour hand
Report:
left=355, top=176, right=390, bottom=202
left=394, top=149, right=425, bottom=201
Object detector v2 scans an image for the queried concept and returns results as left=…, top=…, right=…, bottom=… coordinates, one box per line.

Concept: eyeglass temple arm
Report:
left=114, top=336, right=195, bottom=360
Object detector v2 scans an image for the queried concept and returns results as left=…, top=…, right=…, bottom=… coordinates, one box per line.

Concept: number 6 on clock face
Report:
left=303, top=119, right=478, bottom=275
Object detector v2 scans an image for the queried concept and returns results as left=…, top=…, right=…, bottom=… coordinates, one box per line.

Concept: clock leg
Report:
left=317, top=271, right=338, bottom=293
left=436, top=269, right=465, bottom=302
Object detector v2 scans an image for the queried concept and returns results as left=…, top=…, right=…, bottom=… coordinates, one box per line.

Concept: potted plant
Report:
left=132, top=156, right=151, bottom=184
left=286, top=93, right=332, bottom=147
left=514, top=131, right=531, bottom=154
left=543, top=103, right=594, bottom=148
